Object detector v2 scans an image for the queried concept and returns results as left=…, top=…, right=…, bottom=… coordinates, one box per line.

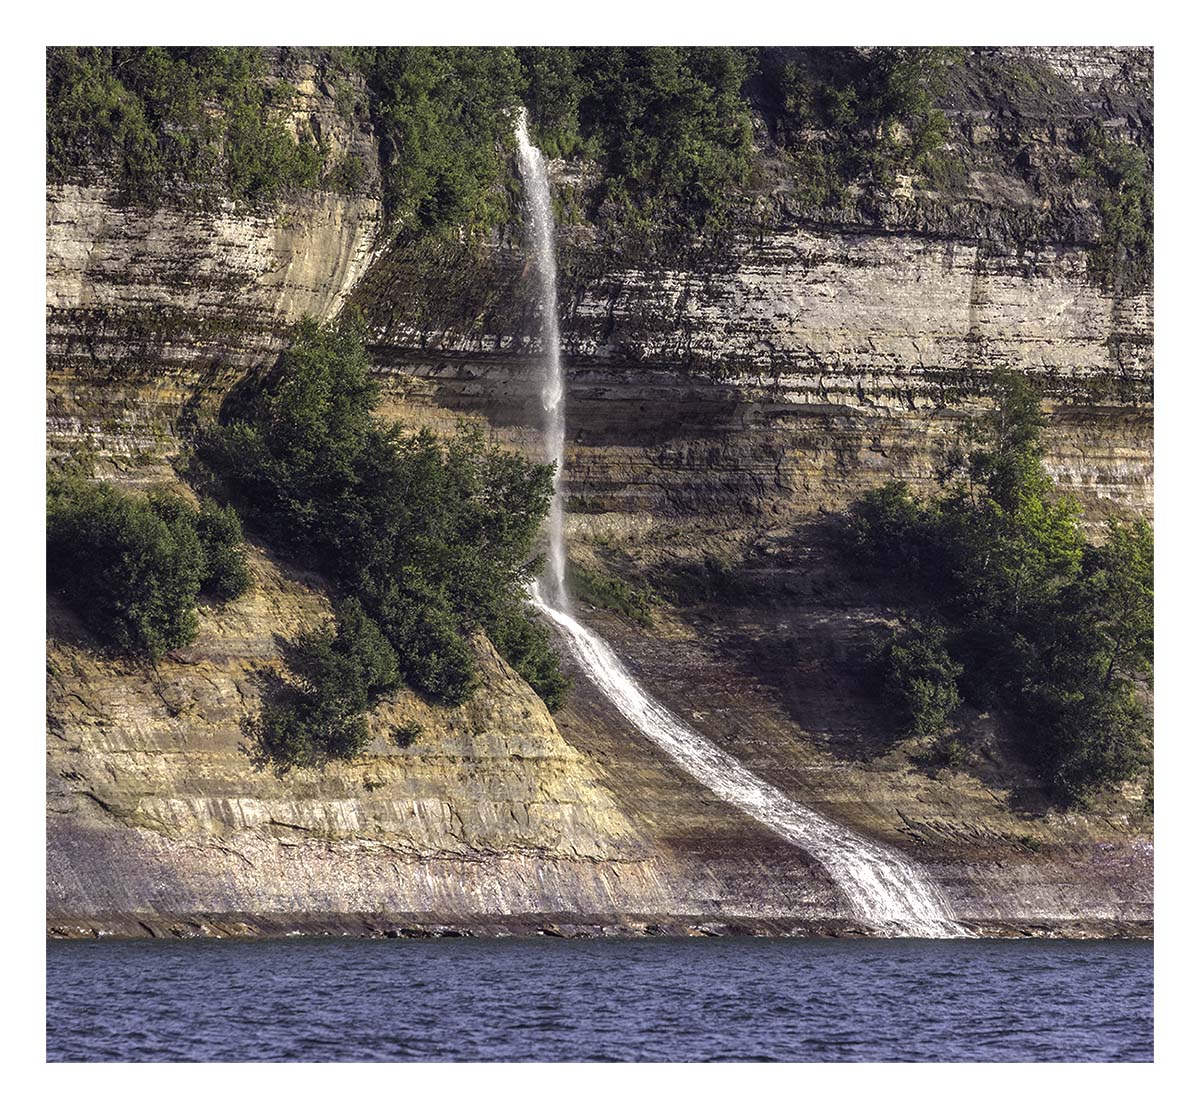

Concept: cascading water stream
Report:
left=514, top=110, right=963, bottom=938
left=528, top=582, right=963, bottom=937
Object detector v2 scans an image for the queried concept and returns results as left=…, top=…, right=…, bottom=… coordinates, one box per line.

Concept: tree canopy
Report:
left=47, top=477, right=250, bottom=659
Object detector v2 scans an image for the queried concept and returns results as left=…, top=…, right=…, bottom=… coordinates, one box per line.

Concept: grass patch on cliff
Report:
left=47, top=476, right=251, bottom=660
left=203, top=314, right=569, bottom=726
left=841, top=369, right=1152, bottom=806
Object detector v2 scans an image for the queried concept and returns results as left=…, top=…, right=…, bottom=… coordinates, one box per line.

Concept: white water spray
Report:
left=514, top=111, right=962, bottom=937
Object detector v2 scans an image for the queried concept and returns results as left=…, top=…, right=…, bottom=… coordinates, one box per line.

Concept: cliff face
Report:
left=47, top=540, right=1151, bottom=938
left=46, top=183, right=383, bottom=464
left=360, top=225, right=1151, bottom=530
left=46, top=47, right=1152, bottom=937
left=47, top=551, right=685, bottom=935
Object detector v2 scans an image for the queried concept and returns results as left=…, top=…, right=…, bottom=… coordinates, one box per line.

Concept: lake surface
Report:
left=46, top=937, right=1152, bottom=1062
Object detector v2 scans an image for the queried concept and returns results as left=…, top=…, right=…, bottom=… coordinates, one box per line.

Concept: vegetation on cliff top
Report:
left=201, top=314, right=568, bottom=765
left=46, top=45, right=753, bottom=234
left=755, top=47, right=960, bottom=207
left=47, top=476, right=250, bottom=659
left=843, top=369, right=1152, bottom=806
left=345, top=46, right=754, bottom=235
left=48, top=46, right=1153, bottom=291
left=47, top=47, right=327, bottom=207
left=354, top=47, right=523, bottom=233
left=520, top=47, right=754, bottom=232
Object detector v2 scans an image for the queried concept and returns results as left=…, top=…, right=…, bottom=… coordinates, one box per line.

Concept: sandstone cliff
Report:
left=46, top=47, right=1153, bottom=937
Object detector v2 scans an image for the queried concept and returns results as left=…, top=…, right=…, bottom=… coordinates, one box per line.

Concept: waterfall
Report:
left=514, top=111, right=963, bottom=938
left=515, top=110, right=568, bottom=610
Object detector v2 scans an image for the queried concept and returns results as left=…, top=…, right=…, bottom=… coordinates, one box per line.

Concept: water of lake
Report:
left=46, top=936, right=1152, bottom=1062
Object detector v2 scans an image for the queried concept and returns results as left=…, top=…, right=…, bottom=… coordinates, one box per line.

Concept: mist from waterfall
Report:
left=513, top=109, right=963, bottom=938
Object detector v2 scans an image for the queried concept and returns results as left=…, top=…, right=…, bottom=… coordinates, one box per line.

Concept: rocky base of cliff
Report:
left=47, top=497, right=1151, bottom=939
left=47, top=913, right=1150, bottom=942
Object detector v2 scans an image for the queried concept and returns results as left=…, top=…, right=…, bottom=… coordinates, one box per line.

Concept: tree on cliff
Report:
left=843, top=368, right=1152, bottom=805
left=204, top=314, right=569, bottom=751
left=47, top=478, right=251, bottom=660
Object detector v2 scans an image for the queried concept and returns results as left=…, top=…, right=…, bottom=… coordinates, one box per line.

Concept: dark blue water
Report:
left=46, top=937, right=1152, bottom=1062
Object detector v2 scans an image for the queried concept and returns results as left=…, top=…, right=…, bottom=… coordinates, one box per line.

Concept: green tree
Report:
left=195, top=498, right=253, bottom=599
left=247, top=598, right=400, bottom=769
left=1077, top=518, right=1154, bottom=687
left=924, top=369, right=1084, bottom=638
left=358, top=47, right=522, bottom=232
left=569, top=47, right=753, bottom=231
left=207, top=315, right=567, bottom=710
left=516, top=47, right=587, bottom=159
left=871, top=621, right=963, bottom=738
left=1078, top=124, right=1153, bottom=289
left=841, top=368, right=1152, bottom=804
left=841, top=480, right=933, bottom=576
left=757, top=47, right=959, bottom=201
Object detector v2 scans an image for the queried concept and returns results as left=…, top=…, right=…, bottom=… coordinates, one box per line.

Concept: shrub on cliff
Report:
left=870, top=621, right=962, bottom=738
left=841, top=369, right=1152, bottom=804
left=487, top=603, right=572, bottom=713
left=1077, top=124, right=1153, bottom=291
left=195, top=499, right=254, bottom=600
left=47, top=478, right=250, bottom=659
left=568, top=561, right=656, bottom=628
left=206, top=315, right=568, bottom=710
